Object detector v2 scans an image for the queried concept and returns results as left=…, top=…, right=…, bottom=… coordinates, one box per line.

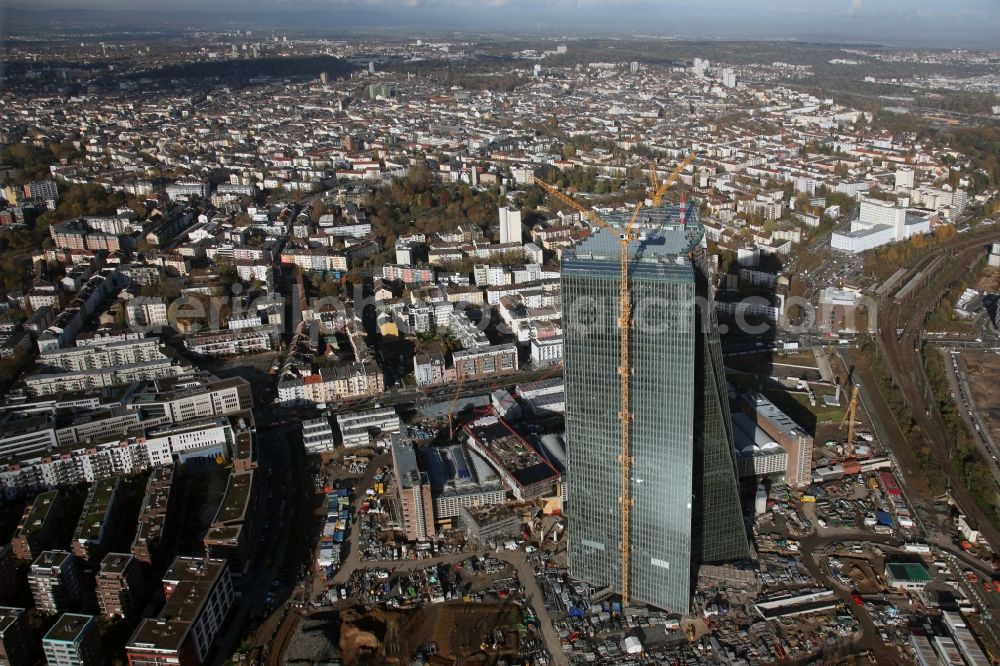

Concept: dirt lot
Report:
left=284, top=601, right=530, bottom=665
left=975, top=266, right=1000, bottom=293
left=833, top=555, right=884, bottom=595
left=960, top=351, right=1000, bottom=441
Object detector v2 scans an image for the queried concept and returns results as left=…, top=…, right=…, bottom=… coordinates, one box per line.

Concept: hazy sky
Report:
left=4, top=0, right=1000, bottom=46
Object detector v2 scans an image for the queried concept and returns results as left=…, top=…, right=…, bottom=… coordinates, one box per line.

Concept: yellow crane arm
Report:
left=532, top=176, right=616, bottom=235
left=648, top=161, right=658, bottom=193
left=651, top=152, right=697, bottom=207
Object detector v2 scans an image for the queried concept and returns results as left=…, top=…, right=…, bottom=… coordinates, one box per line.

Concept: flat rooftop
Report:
left=99, top=552, right=135, bottom=576
left=886, top=562, right=930, bottom=582
left=567, top=204, right=704, bottom=262
left=745, top=393, right=811, bottom=441
left=212, top=471, right=254, bottom=526
left=0, top=607, right=26, bottom=634
left=17, top=490, right=59, bottom=537
left=44, top=613, right=94, bottom=643
left=76, top=477, right=120, bottom=542
left=128, top=618, right=189, bottom=652
left=421, top=444, right=502, bottom=496
left=32, top=550, right=72, bottom=570
left=391, top=440, right=427, bottom=490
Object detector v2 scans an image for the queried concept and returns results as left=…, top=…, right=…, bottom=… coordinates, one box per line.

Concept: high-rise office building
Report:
left=498, top=207, right=522, bottom=245
left=562, top=204, right=748, bottom=613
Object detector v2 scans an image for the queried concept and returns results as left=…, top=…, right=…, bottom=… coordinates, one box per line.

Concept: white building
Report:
left=337, top=407, right=402, bottom=449
left=413, top=352, right=448, bottom=387
left=989, top=243, right=1000, bottom=268
left=38, top=338, right=164, bottom=373
left=894, top=168, right=915, bottom=191
left=498, top=207, right=522, bottom=246
left=302, top=417, right=336, bottom=454
left=125, top=298, right=169, bottom=331
left=530, top=336, right=563, bottom=366
left=831, top=198, right=933, bottom=254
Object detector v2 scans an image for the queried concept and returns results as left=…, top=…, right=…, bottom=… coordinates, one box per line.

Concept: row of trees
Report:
left=862, top=224, right=959, bottom=282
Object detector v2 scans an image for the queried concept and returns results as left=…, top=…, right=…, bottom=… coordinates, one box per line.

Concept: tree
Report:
left=311, top=200, right=329, bottom=224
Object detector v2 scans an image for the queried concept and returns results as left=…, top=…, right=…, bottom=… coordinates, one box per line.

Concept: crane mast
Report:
left=447, top=370, right=467, bottom=439
left=617, top=202, right=643, bottom=604
left=533, top=155, right=690, bottom=606
left=839, top=385, right=860, bottom=458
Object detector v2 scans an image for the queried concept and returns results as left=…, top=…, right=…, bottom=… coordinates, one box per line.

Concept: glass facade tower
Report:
left=563, top=204, right=748, bottom=613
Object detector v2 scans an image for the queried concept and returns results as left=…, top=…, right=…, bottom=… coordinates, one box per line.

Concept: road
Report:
left=797, top=530, right=903, bottom=662
left=211, top=425, right=298, bottom=666
left=316, top=455, right=568, bottom=664
left=316, top=546, right=568, bottom=665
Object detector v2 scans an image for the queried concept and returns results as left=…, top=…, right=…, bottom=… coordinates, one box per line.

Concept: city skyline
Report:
left=2, top=0, right=1000, bottom=47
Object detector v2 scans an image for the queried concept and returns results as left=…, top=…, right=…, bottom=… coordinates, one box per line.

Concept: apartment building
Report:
left=96, top=553, right=148, bottom=620
left=42, top=614, right=103, bottom=666
left=0, top=416, right=240, bottom=497
left=25, top=358, right=185, bottom=396
left=391, top=441, right=435, bottom=542
left=301, top=417, right=336, bottom=454
left=10, top=490, right=64, bottom=561
left=28, top=551, right=85, bottom=614
left=337, top=407, right=401, bottom=449
left=183, top=328, right=277, bottom=358
left=126, top=558, right=234, bottom=666
left=131, top=467, right=177, bottom=568
left=276, top=362, right=384, bottom=406
left=72, top=477, right=123, bottom=565
left=0, top=607, right=41, bottom=666
left=203, top=470, right=259, bottom=574
left=125, top=297, right=170, bottom=330
left=452, top=344, right=519, bottom=380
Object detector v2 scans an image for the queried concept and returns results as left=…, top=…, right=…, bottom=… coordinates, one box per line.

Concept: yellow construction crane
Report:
left=532, top=156, right=690, bottom=606
left=648, top=161, right=659, bottom=193
left=447, top=370, right=467, bottom=439
left=839, top=385, right=860, bottom=458
left=651, top=153, right=697, bottom=207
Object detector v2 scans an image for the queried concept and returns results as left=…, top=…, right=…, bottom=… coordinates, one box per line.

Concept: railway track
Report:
left=875, top=230, right=1000, bottom=551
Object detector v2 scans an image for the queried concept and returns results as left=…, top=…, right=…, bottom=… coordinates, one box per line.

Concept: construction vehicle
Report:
left=685, top=624, right=697, bottom=642
left=532, top=152, right=695, bottom=606
left=839, top=384, right=860, bottom=458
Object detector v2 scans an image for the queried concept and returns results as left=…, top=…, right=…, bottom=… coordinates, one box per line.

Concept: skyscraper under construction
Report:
left=562, top=203, right=749, bottom=613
